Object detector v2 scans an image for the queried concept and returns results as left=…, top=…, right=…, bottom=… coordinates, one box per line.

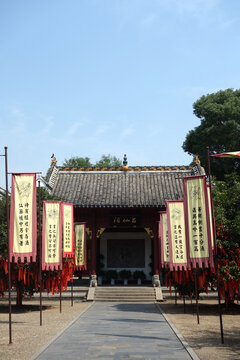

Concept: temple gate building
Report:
left=41, top=155, right=204, bottom=288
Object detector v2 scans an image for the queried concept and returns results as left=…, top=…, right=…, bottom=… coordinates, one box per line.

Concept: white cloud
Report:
left=166, top=0, right=220, bottom=14
left=10, top=107, right=26, bottom=135
left=42, top=116, right=54, bottom=134
left=67, top=121, right=82, bottom=136
left=120, top=124, right=135, bottom=138
left=142, top=14, right=157, bottom=25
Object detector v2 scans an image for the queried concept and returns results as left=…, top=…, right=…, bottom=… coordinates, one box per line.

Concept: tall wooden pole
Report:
left=182, top=269, right=186, bottom=314
left=60, top=271, right=62, bottom=313
left=38, top=180, right=42, bottom=326
left=71, top=266, right=73, bottom=307
left=206, top=146, right=224, bottom=344
left=194, top=268, right=200, bottom=324
left=5, top=146, right=12, bottom=344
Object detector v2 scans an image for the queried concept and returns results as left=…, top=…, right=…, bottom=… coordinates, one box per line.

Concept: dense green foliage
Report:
left=213, top=173, right=240, bottom=247
left=63, top=154, right=122, bottom=168
left=62, top=156, right=91, bottom=168
left=95, top=154, right=122, bottom=168
left=183, top=88, right=240, bottom=180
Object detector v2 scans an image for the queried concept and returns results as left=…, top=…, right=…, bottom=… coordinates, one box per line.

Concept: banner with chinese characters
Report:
left=207, top=185, right=215, bottom=250
left=167, top=200, right=188, bottom=270
left=62, top=203, right=74, bottom=258
left=183, top=176, right=214, bottom=268
left=9, top=173, right=37, bottom=263
left=74, top=223, right=86, bottom=270
left=42, top=201, right=62, bottom=270
left=159, top=212, right=170, bottom=268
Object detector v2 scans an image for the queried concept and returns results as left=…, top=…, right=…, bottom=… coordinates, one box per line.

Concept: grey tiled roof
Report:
left=42, top=165, right=204, bottom=208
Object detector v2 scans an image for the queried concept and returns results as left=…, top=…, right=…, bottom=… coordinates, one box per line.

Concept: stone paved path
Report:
left=32, top=303, right=195, bottom=360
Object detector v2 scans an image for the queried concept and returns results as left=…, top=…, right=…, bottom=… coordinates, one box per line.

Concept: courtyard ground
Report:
left=0, top=288, right=239, bottom=360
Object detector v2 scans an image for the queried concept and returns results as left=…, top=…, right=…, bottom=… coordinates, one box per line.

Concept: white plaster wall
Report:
left=100, top=231, right=152, bottom=280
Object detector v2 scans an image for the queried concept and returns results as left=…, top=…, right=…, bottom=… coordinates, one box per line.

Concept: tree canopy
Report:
left=182, top=88, right=240, bottom=179
left=212, top=173, right=240, bottom=247
left=62, top=156, right=91, bottom=168
left=95, top=154, right=122, bottom=168
left=63, top=154, right=122, bottom=168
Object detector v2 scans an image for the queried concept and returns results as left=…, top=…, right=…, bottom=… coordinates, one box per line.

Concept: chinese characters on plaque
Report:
left=159, top=212, right=170, bottom=267
left=167, top=201, right=188, bottom=270
left=74, top=223, right=86, bottom=270
left=159, top=176, right=214, bottom=269
left=184, top=176, right=213, bottom=268
left=62, top=203, right=74, bottom=258
left=110, top=215, right=141, bottom=226
left=42, top=201, right=62, bottom=270
left=9, top=174, right=37, bottom=262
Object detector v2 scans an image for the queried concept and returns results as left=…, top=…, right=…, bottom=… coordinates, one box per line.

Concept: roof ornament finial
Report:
left=51, top=154, right=57, bottom=166
left=122, top=154, right=128, bottom=171
left=194, top=155, right=200, bottom=165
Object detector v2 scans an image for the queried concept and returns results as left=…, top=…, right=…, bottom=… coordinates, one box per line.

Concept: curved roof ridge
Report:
left=56, top=165, right=193, bottom=172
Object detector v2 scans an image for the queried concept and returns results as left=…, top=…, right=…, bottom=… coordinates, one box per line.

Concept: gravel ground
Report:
left=0, top=290, right=239, bottom=360
left=159, top=294, right=240, bottom=360
left=0, top=297, right=90, bottom=360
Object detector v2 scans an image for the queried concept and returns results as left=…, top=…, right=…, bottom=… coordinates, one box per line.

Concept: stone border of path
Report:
left=29, top=302, right=94, bottom=360
left=155, top=304, right=200, bottom=360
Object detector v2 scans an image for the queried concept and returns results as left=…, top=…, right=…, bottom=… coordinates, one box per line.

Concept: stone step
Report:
left=94, top=286, right=157, bottom=302
left=94, top=298, right=156, bottom=303
left=96, top=288, right=154, bottom=291
left=95, top=291, right=155, bottom=296
left=95, top=293, right=155, bottom=299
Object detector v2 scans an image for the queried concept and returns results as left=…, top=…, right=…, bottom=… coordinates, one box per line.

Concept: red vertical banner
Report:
left=184, top=175, right=214, bottom=268
left=159, top=212, right=170, bottom=268
left=42, top=201, right=62, bottom=270
left=167, top=200, right=189, bottom=270
left=62, top=203, right=74, bottom=258
left=74, top=223, right=86, bottom=270
left=9, top=173, right=37, bottom=262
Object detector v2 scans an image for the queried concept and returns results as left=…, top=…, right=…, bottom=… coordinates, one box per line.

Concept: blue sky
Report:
left=0, top=0, right=240, bottom=187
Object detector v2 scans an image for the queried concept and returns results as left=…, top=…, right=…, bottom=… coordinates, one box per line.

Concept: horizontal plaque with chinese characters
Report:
left=110, top=215, right=141, bottom=227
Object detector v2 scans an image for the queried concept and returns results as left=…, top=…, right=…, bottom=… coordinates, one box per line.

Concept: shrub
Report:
left=106, top=270, right=118, bottom=281
left=133, top=270, right=146, bottom=280
left=119, top=270, right=132, bottom=280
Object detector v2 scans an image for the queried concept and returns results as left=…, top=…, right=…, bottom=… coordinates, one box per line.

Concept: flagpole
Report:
left=182, top=269, right=186, bottom=313
left=71, top=262, right=74, bottom=307
left=206, top=146, right=224, bottom=344
left=194, top=267, right=200, bottom=324
left=38, top=180, right=43, bottom=326
left=4, top=146, right=12, bottom=344
left=60, top=270, right=62, bottom=313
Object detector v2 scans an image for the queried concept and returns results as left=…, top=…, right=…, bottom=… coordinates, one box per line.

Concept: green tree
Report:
left=183, top=88, right=240, bottom=179
left=95, top=154, right=122, bottom=168
left=62, top=156, right=92, bottom=168
left=213, top=173, right=240, bottom=247
left=62, top=154, right=122, bottom=168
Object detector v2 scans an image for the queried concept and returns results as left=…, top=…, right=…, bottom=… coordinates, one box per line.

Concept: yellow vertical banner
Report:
left=159, top=212, right=170, bottom=267
left=62, top=203, right=74, bottom=258
left=74, top=223, right=86, bottom=270
left=167, top=200, right=188, bottom=270
left=42, top=201, right=62, bottom=270
left=9, top=173, right=37, bottom=262
left=184, top=176, right=213, bottom=268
